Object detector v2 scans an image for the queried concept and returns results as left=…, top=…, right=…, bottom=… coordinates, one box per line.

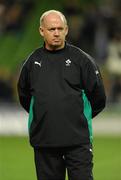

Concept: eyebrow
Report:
left=48, top=27, right=64, bottom=30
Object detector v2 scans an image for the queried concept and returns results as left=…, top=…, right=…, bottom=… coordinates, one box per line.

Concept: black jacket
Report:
left=17, top=43, right=106, bottom=147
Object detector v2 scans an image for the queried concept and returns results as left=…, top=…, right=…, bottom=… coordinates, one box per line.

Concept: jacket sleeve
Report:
left=17, top=61, right=31, bottom=113
left=81, top=56, right=106, bottom=118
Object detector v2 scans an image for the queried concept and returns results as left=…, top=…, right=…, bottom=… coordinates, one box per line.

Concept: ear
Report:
left=39, top=26, right=44, bottom=37
left=65, top=25, right=68, bottom=36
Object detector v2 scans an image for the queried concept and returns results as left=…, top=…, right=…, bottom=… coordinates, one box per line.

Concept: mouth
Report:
left=53, top=38, right=61, bottom=42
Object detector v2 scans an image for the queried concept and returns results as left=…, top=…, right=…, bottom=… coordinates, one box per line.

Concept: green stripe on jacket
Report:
left=28, top=96, right=34, bottom=131
left=82, top=90, right=93, bottom=143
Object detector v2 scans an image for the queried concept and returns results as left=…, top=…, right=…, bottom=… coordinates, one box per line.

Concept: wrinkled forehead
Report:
left=42, top=13, right=66, bottom=27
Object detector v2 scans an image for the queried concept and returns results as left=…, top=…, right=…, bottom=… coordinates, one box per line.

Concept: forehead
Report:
left=43, top=13, right=65, bottom=27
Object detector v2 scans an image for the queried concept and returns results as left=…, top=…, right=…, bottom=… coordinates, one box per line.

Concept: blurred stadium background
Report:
left=0, top=0, right=121, bottom=179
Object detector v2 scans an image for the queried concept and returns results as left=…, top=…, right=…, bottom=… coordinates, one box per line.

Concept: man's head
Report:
left=39, top=10, right=68, bottom=51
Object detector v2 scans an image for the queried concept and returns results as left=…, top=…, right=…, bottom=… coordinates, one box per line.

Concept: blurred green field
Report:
left=0, top=136, right=121, bottom=180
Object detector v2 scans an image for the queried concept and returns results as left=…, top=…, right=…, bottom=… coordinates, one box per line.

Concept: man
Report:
left=17, top=10, right=106, bottom=180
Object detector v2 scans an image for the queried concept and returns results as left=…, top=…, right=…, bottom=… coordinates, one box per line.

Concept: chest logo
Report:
left=95, top=70, right=99, bottom=75
left=65, top=59, right=71, bottom=66
left=34, top=61, right=42, bottom=67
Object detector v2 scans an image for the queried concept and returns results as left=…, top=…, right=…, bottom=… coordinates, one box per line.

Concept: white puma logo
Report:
left=34, top=61, right=42, bottom=67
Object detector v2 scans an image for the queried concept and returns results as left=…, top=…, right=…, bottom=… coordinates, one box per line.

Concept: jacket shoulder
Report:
left=26, top=47, right=43, bottom=62
left=67, top=43, right=95, bottom=65
left=22, top=47, right=43, bottom=67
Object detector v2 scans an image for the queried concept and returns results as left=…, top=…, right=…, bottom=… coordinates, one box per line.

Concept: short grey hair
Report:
left=40, top=10, right=67, bottom=26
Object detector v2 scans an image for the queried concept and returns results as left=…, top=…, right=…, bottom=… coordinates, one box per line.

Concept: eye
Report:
left=58, top=27, right=64, bottom=31
left=48, top=27, right=64, bottom=32
left=48, top=28, right=55, bottom=31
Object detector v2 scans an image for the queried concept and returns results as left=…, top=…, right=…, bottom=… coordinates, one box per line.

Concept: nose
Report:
left=54, top=29, right=59, bottom=36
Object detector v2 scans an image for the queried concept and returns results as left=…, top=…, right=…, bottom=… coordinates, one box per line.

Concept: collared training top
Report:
left=18, top=43, right=106, bottom=147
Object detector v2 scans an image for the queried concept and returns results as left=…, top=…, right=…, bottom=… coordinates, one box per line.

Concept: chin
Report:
left=51, top=44, right=60, bottom=48
left=53, top=42, right=61, bottom=45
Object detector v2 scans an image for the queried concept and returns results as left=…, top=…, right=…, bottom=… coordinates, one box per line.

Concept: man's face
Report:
left=39, top=13, right=68, bottom=50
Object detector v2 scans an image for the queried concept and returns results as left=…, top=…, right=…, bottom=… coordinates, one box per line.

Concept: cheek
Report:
left=44, top=33, right=52, bottom=41
left=62, top=29, right=68, bottom=36
left=61, top=32, right=67, bottom=39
